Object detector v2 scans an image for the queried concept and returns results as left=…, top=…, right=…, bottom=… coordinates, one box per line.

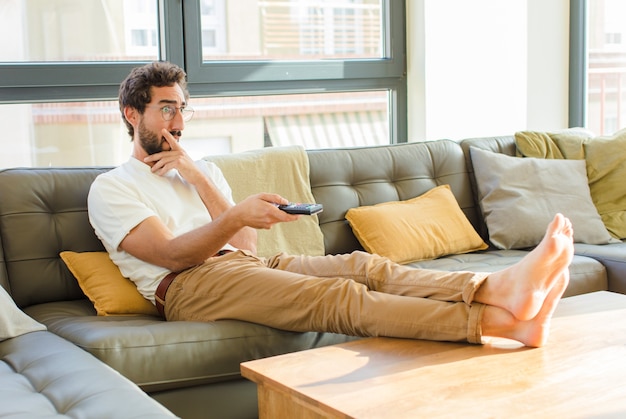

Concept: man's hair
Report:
left=118, top=61, right=189, bottom=137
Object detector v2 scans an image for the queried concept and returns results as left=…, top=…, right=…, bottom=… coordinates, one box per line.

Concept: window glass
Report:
left=0, top=0, right=402, bottom=168
left=190, top=91, right=389, bottom=154
left=1, top=91, right=388, bottom=168
left=200, top=0, right=383, bottom=60
left=1, top=0, right=159, bottom=62
left=587, top=0, right=626, bottom=134
left=1, top=101, right=130, bottom=168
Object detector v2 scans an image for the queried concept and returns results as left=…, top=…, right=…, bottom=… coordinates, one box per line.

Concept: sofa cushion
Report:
left=0, top=331, right=175, bottom=418
left=24, top=300, right=357, bottom=392
left=470, top=146, right=615, bottom=249
left=409, top=251, right=607, bottom=298
left=514, top=131, right=565, bottom=158
left=584, top=131, right=626, bottom=239
left=514, top=128, right=626, bottom=239
left=60, top=251, right=159, bottom=316
left=514, top=128, right=594, bottom=159
left=0, top=167, right=111, bottom=308
left=309, top=140, right=481, bottom=256
left=345, top=185, right=487, bottom=263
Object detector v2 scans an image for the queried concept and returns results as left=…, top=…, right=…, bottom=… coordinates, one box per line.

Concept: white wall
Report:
left=526, top=0, right=570, bottom=131
left=406, top=0, right=570, bottom=142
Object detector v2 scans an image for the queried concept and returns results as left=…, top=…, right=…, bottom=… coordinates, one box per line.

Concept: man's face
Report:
left=136, top=84, right=186, bottom=155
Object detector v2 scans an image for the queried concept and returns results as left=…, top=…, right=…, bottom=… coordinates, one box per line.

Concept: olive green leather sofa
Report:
left=0, top=135, right=622, bottom=418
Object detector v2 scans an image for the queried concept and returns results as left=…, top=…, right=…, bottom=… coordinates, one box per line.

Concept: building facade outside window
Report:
left=586, top=0, right=626, bottom=135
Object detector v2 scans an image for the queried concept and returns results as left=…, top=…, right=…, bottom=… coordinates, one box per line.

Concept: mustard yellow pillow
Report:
left=584, top=129, right=626, bottom=239
left=60, top=251, right=159, bottom=316
left=345, top=185, right=488, bottom=264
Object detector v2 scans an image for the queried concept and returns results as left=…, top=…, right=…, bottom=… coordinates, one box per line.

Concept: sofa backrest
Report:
left=0, top=235, right=8, bottom=292
left=307, top=140, right=481, bottom=255
left=0, top=136, right=516, bottom=307
left=0, top=167, right=110, bottom=308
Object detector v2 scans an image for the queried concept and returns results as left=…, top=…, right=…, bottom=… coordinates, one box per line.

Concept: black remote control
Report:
left=278, top=203, right=324, bottom=215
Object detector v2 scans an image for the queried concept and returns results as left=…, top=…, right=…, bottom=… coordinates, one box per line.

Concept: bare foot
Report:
left=475, top=213, right=574, bottom=321
left=482, top=271, right=569, bottom=347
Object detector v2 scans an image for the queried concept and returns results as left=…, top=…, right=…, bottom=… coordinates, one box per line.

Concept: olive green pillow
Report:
left=584, top=130, right=626, bottom=239
left=345, top=185, right=488, bottom=264
left=515, top=128, right=594, bottom=159
left=514, top=131, right=565, bottom=159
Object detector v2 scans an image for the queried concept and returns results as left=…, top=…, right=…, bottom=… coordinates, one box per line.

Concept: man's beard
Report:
left=137, top=120, right=182, bottom=156
left=138, top=120, right=164, bottom=156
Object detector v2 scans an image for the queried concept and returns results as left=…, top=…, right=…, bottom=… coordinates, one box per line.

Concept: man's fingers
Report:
left=258, top=193, right=289, bottom=205
left=161, top=128, right=181, bottom=150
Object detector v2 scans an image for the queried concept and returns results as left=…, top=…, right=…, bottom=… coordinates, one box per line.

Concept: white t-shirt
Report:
left=88, top=157, right=236, bottom=303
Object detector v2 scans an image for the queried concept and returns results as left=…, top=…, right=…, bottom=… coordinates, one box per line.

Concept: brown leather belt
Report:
left=155, top=271, right=177, bottom=319
left=154, top=249, right=233, bottom=319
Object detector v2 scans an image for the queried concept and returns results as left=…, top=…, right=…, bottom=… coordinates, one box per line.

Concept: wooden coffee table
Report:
left=241, top=291, right=626, bottom=418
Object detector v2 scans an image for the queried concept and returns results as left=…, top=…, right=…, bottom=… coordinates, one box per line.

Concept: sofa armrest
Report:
left=0, top=331, right=176, bottom=418
left=574, top=242, right=626, bottom=294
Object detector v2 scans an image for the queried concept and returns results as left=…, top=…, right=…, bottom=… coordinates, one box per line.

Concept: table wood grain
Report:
left=241, top=291, right=626, bottom=418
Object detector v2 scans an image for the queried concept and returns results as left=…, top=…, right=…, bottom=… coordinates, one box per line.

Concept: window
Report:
left=0, top=100, right=129, bottom=168
left=0, top=91, right=389, bottom=168
left=587, top=0, right=626, bottom=134
left=1, top=0, right=159, bottom=62
left=202, top=0, right=383, bottom=60
left=605, top=33, right=622, bottom=45
left=571, top=0, right=626, bottom=134
left=125, top=0, right=159, bottom=56
left=0, top=0, right=405, bottom=169
left=199, top=0, right=226, bottom=55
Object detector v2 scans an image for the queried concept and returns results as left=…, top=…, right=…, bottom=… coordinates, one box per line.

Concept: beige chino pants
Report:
left=164, top=250, right=488, bottom=343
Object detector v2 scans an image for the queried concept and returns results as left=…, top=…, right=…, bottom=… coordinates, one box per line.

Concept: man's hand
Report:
left=229, top=193, right=301, bottom=230
left=144, top=129, right=205, bottom=184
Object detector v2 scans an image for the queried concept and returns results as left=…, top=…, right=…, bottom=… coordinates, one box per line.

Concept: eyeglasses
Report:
left=146, top=104, right=195, bottom=122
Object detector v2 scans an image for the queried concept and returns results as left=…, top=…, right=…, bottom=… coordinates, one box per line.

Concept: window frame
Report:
left=569, top=0, right=587, bottom=128
left=0, top=0, right=406, bottom=143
